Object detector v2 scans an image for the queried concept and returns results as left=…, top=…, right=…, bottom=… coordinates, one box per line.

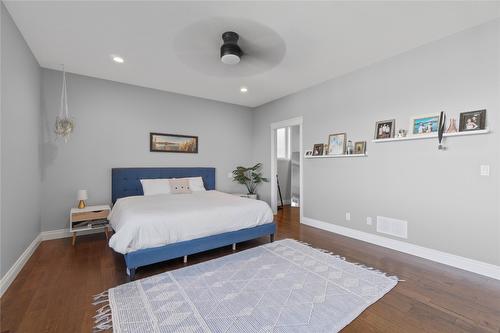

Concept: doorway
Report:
left=270, top=117, right=303, bottom=221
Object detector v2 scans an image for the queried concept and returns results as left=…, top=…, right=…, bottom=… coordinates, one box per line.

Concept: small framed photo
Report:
left=374, top=120, right=395, bottom=139
left=459, top=109, right=486, bottom=132
left=328, top=133, right=346, bottom=155
left=305, top=150, right=313, bottom=157
left=410, top=114, right=439, bottom=135
left=354, top=141, right=366, bottom=154
left=312, top=144, right=324, bottom=156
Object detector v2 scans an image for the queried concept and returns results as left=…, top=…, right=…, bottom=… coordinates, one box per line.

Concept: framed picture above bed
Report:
left=150, top=133, right=198, bottom=153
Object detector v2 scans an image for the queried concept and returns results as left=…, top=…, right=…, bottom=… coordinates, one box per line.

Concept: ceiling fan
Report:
left=173, top=17, right=286, bottom=77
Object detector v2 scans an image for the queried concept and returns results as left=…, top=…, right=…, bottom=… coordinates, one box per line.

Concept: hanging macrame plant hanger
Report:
left=54, top=66, right=74, bottom=142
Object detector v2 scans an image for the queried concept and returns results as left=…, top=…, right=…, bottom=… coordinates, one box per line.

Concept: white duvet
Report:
left=108, top=190, right=274, bottom=254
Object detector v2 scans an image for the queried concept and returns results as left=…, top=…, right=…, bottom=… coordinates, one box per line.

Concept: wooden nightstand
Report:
left=70, top=205, right=111, bottom=245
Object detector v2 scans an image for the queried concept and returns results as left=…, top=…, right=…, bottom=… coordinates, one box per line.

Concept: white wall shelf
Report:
left=305, top=153, right=367, bottom=159
left=372, top=128, right=490, bottom=143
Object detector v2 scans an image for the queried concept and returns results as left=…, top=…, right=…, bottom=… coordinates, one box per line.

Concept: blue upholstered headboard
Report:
left=111, top=167, right=216, bottom=203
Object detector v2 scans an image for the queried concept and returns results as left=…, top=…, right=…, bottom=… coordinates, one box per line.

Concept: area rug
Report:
left=93, top=239, right=398, bottom=332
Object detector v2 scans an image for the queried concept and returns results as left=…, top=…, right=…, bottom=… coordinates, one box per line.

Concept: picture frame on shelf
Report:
left=459, top=109, right=486, bottom=132
left=354, top=141, right=366, bottom=154
left=312, top=144, right=324, bottom=156
left=374, top=119, right=395, bottom=139
left=305, top=150, right=313, bottom=157
left=410, top=114, right=439, bottom=136
left=327, top=133, right=346, bottom=155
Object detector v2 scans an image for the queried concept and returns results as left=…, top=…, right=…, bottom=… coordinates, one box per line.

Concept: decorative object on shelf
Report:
left=77, top=190, right=88, bottom=209
left=312, top=144, right=324, bottom=156
left=346, top=140, right=354, bottom=154
left=305, top=150, right=313, bottom=157
left=374, top=119, right=395, bottom=139
left=459, top=109, right=486, bottom=132
left=150, top=132, right=198, bottom=153
left=54, top=66, right=74, bottom=142
left=446, top=118, right=458, bottom=133
left=437, top=111, right=446, bottom=150
left=327, top=133, right=346, bottom=155
left=323, top=144, right=329, bottom=155
left=396, top=129, right=407, bottom=138
left=410, top=114, right=439, bottom=135
left=231, top=163, right=268, bottom=196
left=354, top=141, right=366, bottom=154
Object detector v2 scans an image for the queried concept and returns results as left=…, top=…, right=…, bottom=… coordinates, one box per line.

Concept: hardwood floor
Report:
left=1, top=206, right=499, bottom=332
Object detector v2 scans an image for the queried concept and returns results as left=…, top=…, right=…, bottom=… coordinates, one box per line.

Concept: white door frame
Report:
left=270, top=116, right=303, bottom=222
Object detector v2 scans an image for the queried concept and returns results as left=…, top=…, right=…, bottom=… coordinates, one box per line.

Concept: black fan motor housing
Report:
left=220, top=31, right=242, bottom=64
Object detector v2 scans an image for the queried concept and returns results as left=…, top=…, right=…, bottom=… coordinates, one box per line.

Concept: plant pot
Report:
left=244, top=194, right=258, bottom=200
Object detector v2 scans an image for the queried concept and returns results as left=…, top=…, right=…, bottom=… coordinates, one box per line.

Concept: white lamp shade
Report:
left=77, top=190, right=88, bottom=201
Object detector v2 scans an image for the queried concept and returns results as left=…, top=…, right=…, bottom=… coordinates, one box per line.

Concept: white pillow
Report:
left=140, top=179, right=171, bottom=196
left=187, top=177, right=206, bottom=192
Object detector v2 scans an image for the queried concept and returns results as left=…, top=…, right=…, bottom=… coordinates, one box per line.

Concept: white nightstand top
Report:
left=231, top=193, right=258, bottom=199
left=70, top=204, right=110, bottom=214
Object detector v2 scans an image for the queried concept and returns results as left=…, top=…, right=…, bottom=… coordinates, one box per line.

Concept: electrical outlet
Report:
left=480, top=165, right=490, bottom=176
left=345, top=212, right=351, bottom=221
left=366, top=217, right=373, bottom=225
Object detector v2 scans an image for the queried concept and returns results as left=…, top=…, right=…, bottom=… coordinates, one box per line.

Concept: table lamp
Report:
left=77, top=190, right=88, bottom=209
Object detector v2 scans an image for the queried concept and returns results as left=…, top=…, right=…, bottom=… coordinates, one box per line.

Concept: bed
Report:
left=110, top=167, right=276, bottom=279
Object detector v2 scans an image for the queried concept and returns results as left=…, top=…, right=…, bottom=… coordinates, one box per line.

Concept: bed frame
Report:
left=111, top=167, right=276, bottom=280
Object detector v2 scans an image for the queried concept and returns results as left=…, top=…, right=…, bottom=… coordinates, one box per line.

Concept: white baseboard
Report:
left=40, top=228, right=71, bottom=241
left=1, top=228, right=106, bottom=297
left=40, top=227, right=104, bottom=241
left=302, top=217, right=500, bottom=281
left=0, top=234, right=41, bottom=297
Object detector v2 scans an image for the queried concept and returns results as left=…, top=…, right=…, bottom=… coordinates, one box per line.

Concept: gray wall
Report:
left=1, top=4, right=42, bottom=278
left=40, top=69, right=254, bottom=231
left=253, top=20, right=500, bottom=265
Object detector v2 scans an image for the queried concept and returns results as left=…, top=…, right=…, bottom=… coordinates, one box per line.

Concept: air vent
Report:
left=376, top=216, right=408, bottom=239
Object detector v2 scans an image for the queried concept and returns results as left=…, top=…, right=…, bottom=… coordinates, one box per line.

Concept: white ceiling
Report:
left=5, top=1, right=500, bottom=108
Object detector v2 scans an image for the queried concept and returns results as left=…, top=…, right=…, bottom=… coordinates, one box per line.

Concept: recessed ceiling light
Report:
left=240, top=87, right=248, bottom=93
left=112, top=55, right=124, bottom=63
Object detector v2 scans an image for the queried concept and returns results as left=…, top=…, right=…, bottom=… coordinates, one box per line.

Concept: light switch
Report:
left=366, top=217, right=373, bottom=225
left=480, top=165, right=490, bottom=176
left=345, top=212, right=351, bottom=221
left=227, top=172, right=233, bottom=178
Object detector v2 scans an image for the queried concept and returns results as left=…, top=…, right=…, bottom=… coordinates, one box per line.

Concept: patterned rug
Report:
left=93, top=239, right=398, bottom=332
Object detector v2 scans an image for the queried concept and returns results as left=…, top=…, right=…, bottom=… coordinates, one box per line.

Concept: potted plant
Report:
left=231, top=163, right=268, bottom=199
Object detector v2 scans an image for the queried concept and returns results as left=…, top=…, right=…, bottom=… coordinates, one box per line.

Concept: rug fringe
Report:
left=294, top=239, right=402, bottom=282
left=92, top=292, right=113, bottom=332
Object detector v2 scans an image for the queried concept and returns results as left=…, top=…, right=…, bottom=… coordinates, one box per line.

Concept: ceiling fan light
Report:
left=221, top=53, right=240, bottom=65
